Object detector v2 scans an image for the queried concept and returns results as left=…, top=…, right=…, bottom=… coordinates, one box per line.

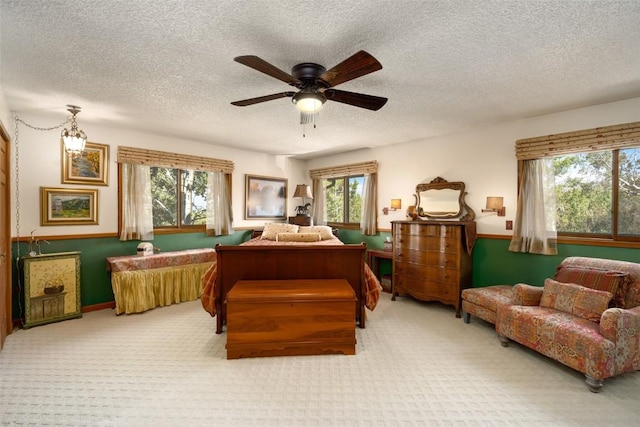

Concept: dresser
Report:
left=391, top=220, right=475, bottom=317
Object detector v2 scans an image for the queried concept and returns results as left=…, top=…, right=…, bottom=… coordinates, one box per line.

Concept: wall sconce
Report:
left=383, top=199, right=402, bottom=215
left=482, top=196, right=506, bottom=216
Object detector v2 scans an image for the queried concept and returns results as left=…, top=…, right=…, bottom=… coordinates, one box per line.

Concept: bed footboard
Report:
left=214, top=244, right=367, bottom=334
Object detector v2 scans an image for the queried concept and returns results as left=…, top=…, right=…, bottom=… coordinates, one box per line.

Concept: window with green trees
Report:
left=553, top=147, right=639, bottom=240
left=151, top=167, right=208, bottom=228
left=325, top=175, right=364, bottom=225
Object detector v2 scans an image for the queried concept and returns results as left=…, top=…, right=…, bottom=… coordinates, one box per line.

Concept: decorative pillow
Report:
left=261, top=223, right=299, bottom=240
left=298, top=225, right=334, bottom=240
left=276, top=232, right=322, bottom=242
left=540, top=278, right=613, bottom=323
left=554, top=265, right=630, bottom=308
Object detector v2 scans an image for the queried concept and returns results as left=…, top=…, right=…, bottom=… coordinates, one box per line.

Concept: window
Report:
left=553, top=147, right=639, bottom=240
left=151, top=167, right=208, bottom=228
left=325, top=175, right=364, bottom=225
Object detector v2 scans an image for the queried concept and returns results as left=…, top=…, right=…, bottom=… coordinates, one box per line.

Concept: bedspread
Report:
left=200, top=237, right=382, bottom=317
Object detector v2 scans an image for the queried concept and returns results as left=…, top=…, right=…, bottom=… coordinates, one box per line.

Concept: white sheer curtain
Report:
left=360, top=173, right=377, bottom=235
left=311, top=179, right=326, bottom=225
left=205, top=171, right=233, bottom=236
left=120, top=164, right=154, bottom=241
left=509, top=158, right=557, bottom=255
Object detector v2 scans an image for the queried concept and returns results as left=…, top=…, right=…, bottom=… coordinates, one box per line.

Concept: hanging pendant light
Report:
left=60, top=105, right=87, bottom=156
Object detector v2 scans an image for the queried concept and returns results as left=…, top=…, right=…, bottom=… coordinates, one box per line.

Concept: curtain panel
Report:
left=206, top=171, right=234, bottom=236
left=120, top=164, right=154, bottom=241
left=309, top=161, right=378, bottom=232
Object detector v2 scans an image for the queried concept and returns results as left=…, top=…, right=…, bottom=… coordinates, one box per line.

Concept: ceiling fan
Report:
left=230, top=50, right=388, bottom=115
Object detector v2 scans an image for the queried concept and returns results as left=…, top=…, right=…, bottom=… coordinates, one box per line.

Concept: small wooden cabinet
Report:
left=391, top=221, right=474, bottom=317
left=288, top=215, right=312, bottom=226
left=22, top=251, right=82, bottom=328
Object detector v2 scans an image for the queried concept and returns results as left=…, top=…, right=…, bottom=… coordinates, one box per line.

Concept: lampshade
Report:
left=390, top=199, right=402, bottom=210
left=60, top=105, right=87, bottom=156
left=293, top=184, right=313, bottom=199
left=292, top=92, right=326, bottom=113
left=486, top=197, right=504, bottom=210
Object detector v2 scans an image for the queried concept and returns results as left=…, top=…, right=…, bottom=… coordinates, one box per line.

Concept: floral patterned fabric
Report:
left=496, top=257, right=640, bottom=385
left=461, top=285, right=514, bottom=324
left=106, top=248, right=216, bottom=273
left=553, top=265, right=629, bottom=308
left=540, top=279, right=612, bottom=323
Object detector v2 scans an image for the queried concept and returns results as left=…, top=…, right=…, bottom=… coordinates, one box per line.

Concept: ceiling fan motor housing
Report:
left=291, top=63, right=327, bottom=86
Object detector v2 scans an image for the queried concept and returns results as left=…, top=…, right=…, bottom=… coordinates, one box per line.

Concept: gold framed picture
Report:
left=61, top=141, right=109, bottom=186
left=245, top=174, right=287, bottom=220
left=41, top=187, right=99, bottom=226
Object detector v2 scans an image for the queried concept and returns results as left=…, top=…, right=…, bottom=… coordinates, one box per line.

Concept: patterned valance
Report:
left=515, top=121, right=640, bottom=160
left=117, top=146, right=234, bottom=173
left=309, top=161, right=377, bottom=179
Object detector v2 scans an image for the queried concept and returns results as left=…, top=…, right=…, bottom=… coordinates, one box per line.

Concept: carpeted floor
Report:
left=1, top=295, right=639, bottom=426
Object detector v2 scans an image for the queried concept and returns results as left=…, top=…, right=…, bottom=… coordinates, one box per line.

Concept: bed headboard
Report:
left=214, top=243, right=367, bottom=333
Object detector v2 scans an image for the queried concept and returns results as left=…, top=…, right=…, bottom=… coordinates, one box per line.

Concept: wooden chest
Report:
left=391, top=220, right=474, bottom=317
left=225, top=279, right=357, bottom=359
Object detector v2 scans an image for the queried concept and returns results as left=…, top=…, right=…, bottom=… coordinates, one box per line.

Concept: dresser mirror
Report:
left=415, top=177, right=475, bottom=221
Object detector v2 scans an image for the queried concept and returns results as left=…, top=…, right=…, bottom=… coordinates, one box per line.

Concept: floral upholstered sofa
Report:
left=495, top=256, right=640, bottom=392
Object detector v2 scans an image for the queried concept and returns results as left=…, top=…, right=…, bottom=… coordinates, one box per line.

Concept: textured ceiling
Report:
left=2, top=0, right=640, bottom=159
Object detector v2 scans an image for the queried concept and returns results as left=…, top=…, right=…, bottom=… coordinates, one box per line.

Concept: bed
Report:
left=200, top=224, right=382, bottom=334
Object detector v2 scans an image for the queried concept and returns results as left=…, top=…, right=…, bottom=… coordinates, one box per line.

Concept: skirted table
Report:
left=106, top=248, right=215, bottom=315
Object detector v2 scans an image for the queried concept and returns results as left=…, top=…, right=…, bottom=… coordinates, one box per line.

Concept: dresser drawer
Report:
left=394, top=274, right=456, bottom=301
left=394, top=249, right=460, bottom=268
left=394, top=261, right=459, bottom=284
left=395, top=223, right=461, bottom=239
left=394, top=235, right=459, bottom=253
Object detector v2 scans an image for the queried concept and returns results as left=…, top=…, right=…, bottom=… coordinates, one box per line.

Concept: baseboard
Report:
left=82, top=301, right=116, bottom=313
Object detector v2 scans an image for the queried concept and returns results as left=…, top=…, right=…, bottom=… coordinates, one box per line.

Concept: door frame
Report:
left=1, top=119, right=11, bottom=349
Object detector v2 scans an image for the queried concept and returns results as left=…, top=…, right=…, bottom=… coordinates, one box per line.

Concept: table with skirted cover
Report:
left=106, top=248, right=215, bottom=315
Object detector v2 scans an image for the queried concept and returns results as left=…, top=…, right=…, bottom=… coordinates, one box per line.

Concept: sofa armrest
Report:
left=511, top=283, right=544, bottom=306
left=600, top=306, right=640, bottom=344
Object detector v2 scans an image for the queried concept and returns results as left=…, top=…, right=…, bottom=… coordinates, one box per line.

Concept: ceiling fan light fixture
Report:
left=292, top=91, right=326, bottom=113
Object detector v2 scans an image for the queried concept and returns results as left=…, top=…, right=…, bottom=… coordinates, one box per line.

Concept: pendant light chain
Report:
left=13, top=114, right=69, bottom=247
left=12, top=113, right=72, bottom=324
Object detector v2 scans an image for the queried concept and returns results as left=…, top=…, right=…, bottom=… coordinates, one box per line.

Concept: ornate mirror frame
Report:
left=414, top=177, right=475, bottom=221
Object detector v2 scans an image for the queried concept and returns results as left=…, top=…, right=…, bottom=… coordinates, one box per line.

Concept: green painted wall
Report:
left=472, top=238, right=639, bottom=287
left=11, top=230, right=252, bottom=319
left=11, top=229, right=639, bottom=321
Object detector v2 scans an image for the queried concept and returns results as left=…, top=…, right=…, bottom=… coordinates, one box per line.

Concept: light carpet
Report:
left=1, top=296, right=639, bottom=426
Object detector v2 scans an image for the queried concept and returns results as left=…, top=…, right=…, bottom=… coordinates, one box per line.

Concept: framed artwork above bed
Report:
left=245, top=174, right=287, bottom=220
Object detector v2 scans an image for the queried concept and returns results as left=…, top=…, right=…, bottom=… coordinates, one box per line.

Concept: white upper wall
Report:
left=4, top=90, right=640, bottom=237
left=7, top=112, right=308, bottom=237
left=307, top=97, right=640, bottom=234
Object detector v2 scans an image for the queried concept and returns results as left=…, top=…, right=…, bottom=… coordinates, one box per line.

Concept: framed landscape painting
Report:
left=245, top=174, right=287, bottom=220
left=61, top=141, right=109, bottom=185
left=40, top=187, right=98, bottom=225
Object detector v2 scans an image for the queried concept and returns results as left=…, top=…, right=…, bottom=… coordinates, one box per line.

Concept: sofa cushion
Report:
left=261, top=223, right=299, bottom=240
left=554, top=265, right=629, bottom=308
left=540, top=279, right=613, bottom=323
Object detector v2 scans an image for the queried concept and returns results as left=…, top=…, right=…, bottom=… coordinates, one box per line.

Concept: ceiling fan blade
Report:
left=234, top=56, right=300, bottom=86
left=324, top=89, right=388, bottom=111
left=231, top=92, right=295, bottom=106
left=318, top=51, right=383, bottom=88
